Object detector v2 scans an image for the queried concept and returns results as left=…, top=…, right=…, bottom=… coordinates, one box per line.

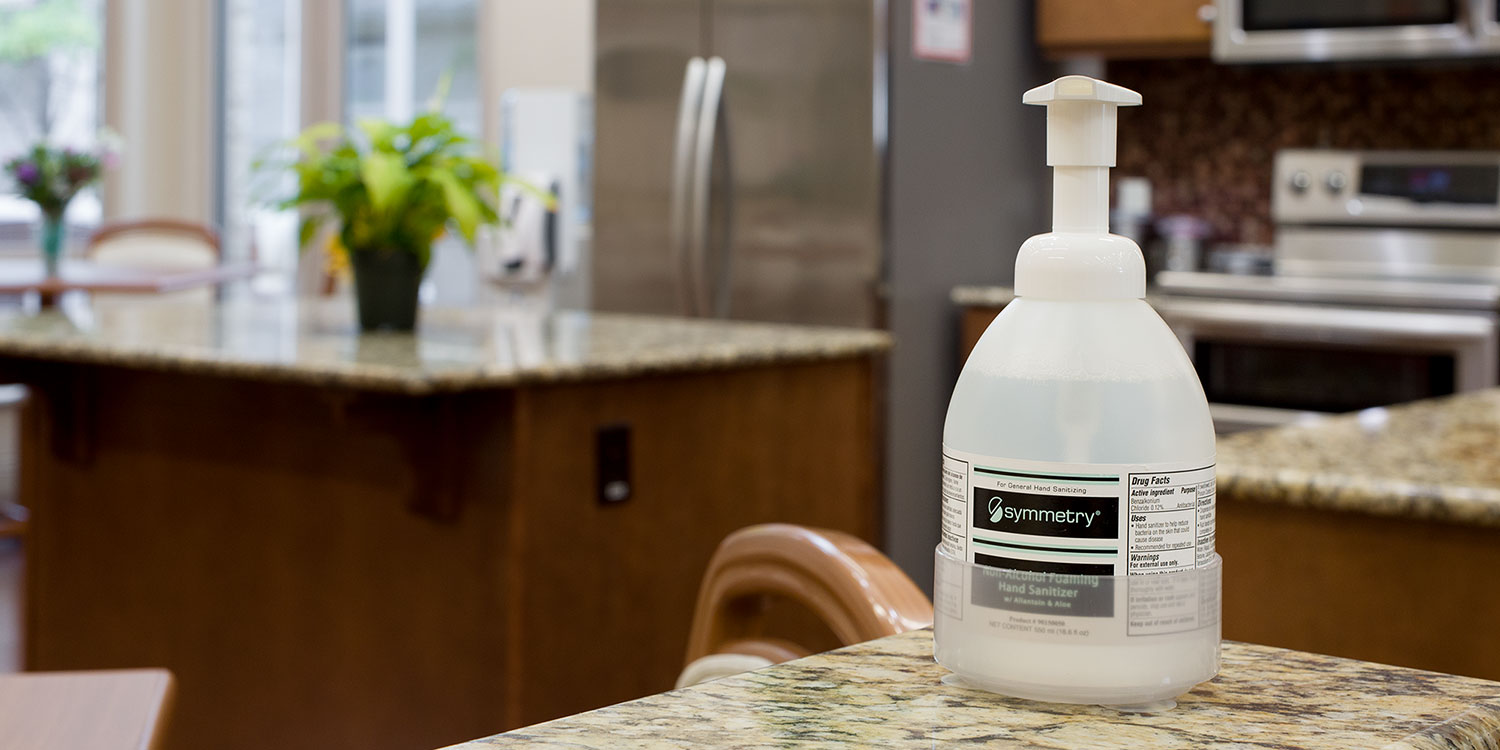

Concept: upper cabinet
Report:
left=1037, top=0, right=1215, bottom=59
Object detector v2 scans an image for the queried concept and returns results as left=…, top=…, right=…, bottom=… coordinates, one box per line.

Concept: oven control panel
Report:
left=1273, top=149, right=1500, bottom=227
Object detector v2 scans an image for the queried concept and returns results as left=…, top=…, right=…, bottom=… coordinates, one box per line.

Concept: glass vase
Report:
left=40, top=214, right=64, bottom=278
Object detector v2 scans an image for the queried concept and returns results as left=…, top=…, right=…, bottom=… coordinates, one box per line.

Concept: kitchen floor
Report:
left=0, top=540, right=19, bottom=672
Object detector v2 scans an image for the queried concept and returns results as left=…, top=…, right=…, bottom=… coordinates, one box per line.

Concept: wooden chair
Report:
left=87, top=219, right=221, bottom=268
left=0, top=669, right=175, bottom=749
left=680, top=524, right=932, bottom=686
left=86, top=219, right=222, bottom=304
left=0, top=385, right=26, bottom=540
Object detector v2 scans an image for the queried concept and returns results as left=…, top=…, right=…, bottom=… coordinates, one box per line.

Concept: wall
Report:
left=886, top=0, right=1050, bottom=589
left=478, top=0, right=594, bottom=148
left=102, top=0, right=216, bottom=224
left=1109, top=60, right=1500, bottom=245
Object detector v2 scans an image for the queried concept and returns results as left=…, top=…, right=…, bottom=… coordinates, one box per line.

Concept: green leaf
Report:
left=297, top=215, right=324, bottom=251
left=360, top=151, right=412, bottom=215
left=432, top=171, right=481, bottom=243
left=408, top=111, right=451, bottom=143
left=293, top=122, right=343, bottom=157
left=503, top=172, right=556, bottom=211
left=424, top=70, right=454, bottom=113
left=356, top=118, right=397, bottom=150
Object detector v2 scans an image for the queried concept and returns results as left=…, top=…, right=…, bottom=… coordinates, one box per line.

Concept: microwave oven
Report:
left=1214, top=0, right=1500, bottom=62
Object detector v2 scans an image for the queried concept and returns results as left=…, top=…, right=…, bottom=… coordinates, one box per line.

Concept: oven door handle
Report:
left=1208, top=403, right=1328, bottom=432
left=1156, top=299, right=1499, bottom=389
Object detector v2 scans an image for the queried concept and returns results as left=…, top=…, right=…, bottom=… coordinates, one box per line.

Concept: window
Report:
left=217, top=0, right=480, bottom=292
left=0, top=0, right=102, bottom=249
left=345, top=0, right=480, bottom=132
left=345, top=0, right=481, bottom=304
left=219, top=0, right=300, bottom=276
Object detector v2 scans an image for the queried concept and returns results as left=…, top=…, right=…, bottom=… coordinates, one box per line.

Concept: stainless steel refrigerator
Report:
left=594, top=0, right=1050, bottom=587
left=593, top=0, right=884, bottom=328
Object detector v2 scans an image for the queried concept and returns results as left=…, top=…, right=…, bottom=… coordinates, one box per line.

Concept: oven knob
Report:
left=1289, top=170, right=1312, bottom=194
left=1326, top=171, right=1348, bottom=194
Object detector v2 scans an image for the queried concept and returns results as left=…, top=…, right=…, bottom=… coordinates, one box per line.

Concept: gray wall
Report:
left=885, top=0, right=1050, bottom=589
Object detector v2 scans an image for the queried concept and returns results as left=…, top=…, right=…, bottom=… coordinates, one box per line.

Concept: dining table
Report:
left=0, top=257, right=258, bottom=305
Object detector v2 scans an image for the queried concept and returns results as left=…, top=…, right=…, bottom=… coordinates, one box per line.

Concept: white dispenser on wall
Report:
left=933, top=76, right=1221, bottom=706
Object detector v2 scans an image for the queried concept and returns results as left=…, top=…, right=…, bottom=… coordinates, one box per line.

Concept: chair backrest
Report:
left=87, top=219, right=220, bottom=271
left=683, top=524, right=933, bottom=670
left=0, top=669, right=175, bottom=750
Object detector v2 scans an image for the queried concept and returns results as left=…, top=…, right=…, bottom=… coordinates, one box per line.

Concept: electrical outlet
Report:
left=596, top=423, right=632, bottom=505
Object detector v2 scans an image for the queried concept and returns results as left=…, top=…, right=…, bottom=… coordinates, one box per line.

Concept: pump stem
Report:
left=1052, top=166, right=1110, bottom=233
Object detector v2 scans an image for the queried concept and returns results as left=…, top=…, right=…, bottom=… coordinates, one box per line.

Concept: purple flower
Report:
left=15, top=163, right=38, bottom=185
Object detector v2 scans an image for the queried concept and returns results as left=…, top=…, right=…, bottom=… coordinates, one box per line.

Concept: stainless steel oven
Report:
left=1155, top=149, right=1500, bottom=433
left=1156, top=295, right=1497, bottom=432
left=1214, top=0, right=1500, bottom=62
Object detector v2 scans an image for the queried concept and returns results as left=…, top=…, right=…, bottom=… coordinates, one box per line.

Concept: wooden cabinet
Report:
left=959, top=306, right=1002, bottom=366
left=1037, top=0, right=1214, bottom=59
left=1218, top=500, right=1500, bottom=682
left=15, top=357, right=881, bottom=750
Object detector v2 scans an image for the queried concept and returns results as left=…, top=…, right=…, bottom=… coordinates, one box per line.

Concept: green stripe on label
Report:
left=974, top=466, right=1119, bottom=485
left=972, top=536, right=1119, bottom=556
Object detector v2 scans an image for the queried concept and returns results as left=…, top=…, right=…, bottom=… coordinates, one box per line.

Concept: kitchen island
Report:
left=2, top=298, right=889, bottom=750
left=450, top=628, right=1500, bottom=749
left=1216, top=389, right=1500, bottom=683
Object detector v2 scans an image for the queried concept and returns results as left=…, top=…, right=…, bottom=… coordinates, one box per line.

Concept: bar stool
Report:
left=679, top=524, right=932, bottom=687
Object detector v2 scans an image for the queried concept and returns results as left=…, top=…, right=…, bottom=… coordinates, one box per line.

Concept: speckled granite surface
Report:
left=951, top=285, right=1015, bottom=307
left=1216, top=390, right=1500, bottom=528
left=0, top=298, right=890, bottom=394
left=448, top=628, right=1500, bottom=749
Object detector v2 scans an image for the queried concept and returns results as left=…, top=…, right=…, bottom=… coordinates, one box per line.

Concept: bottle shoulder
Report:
left=962, top=298, right=1198, bottom=382
left=948, top=298, right=1214, bottom=463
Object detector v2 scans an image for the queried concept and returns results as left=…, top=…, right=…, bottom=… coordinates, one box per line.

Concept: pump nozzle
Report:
left=1023, top=76, right=1140, bottom=168
left=1024, top=76, right=1141, bottom=233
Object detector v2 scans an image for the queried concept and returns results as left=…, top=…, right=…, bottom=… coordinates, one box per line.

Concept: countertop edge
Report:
left=1382, top=702, right=1500, bottom=750
left=0, top=334, right=894, bottom=394
left=1218, top=465, right=1500, bottom=529
left=451, top=631, right=1500, bottom=749
left=951, top=285, right=1015, bottom=307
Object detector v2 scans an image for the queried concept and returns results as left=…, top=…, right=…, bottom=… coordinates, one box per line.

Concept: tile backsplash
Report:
left=1108, top=60, right=1500, bottom=245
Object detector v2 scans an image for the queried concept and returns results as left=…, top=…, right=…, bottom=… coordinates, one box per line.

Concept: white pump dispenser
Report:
left=1016, top=75, right=1145, bottom=299
left=934, top=76, right=1220, bottom=707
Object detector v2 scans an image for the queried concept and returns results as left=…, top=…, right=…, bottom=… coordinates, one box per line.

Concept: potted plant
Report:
left=4, top=143, right=110, bottom=277
left=273, top=110, right=504, bottom=331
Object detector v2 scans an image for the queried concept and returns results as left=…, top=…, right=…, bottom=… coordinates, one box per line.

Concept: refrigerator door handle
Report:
left=690, top=56, right=731, bottom=317
left=669, top=57, right=708, bottom=316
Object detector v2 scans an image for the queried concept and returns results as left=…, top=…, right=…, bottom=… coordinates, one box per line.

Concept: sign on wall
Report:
left=913, top=0, right=972, bottom=64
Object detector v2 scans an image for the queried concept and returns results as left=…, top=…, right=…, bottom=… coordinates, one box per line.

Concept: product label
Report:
left=939, top=446, right=1217, bottom=639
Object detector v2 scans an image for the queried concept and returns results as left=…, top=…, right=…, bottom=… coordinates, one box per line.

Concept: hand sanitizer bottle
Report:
left=933, top=76, right=1220, bottom=707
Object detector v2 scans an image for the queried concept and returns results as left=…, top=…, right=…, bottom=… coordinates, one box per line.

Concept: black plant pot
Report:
left=350, top=246, right=424, bottom=332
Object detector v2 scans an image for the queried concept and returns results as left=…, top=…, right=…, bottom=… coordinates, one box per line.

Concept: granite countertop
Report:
left=951, top=285, right=1015, bottom=307
left=0, top=298, right=891, bottom=394
left=450, top=628, right=1500, bottom=749
left=1217, top=390, right=1500, bottom=528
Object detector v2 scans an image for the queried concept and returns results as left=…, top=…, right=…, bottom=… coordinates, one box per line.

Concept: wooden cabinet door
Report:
left=1037, top=0, right=1214, bottom=59
left=505, top=358, right=882, bottom=727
